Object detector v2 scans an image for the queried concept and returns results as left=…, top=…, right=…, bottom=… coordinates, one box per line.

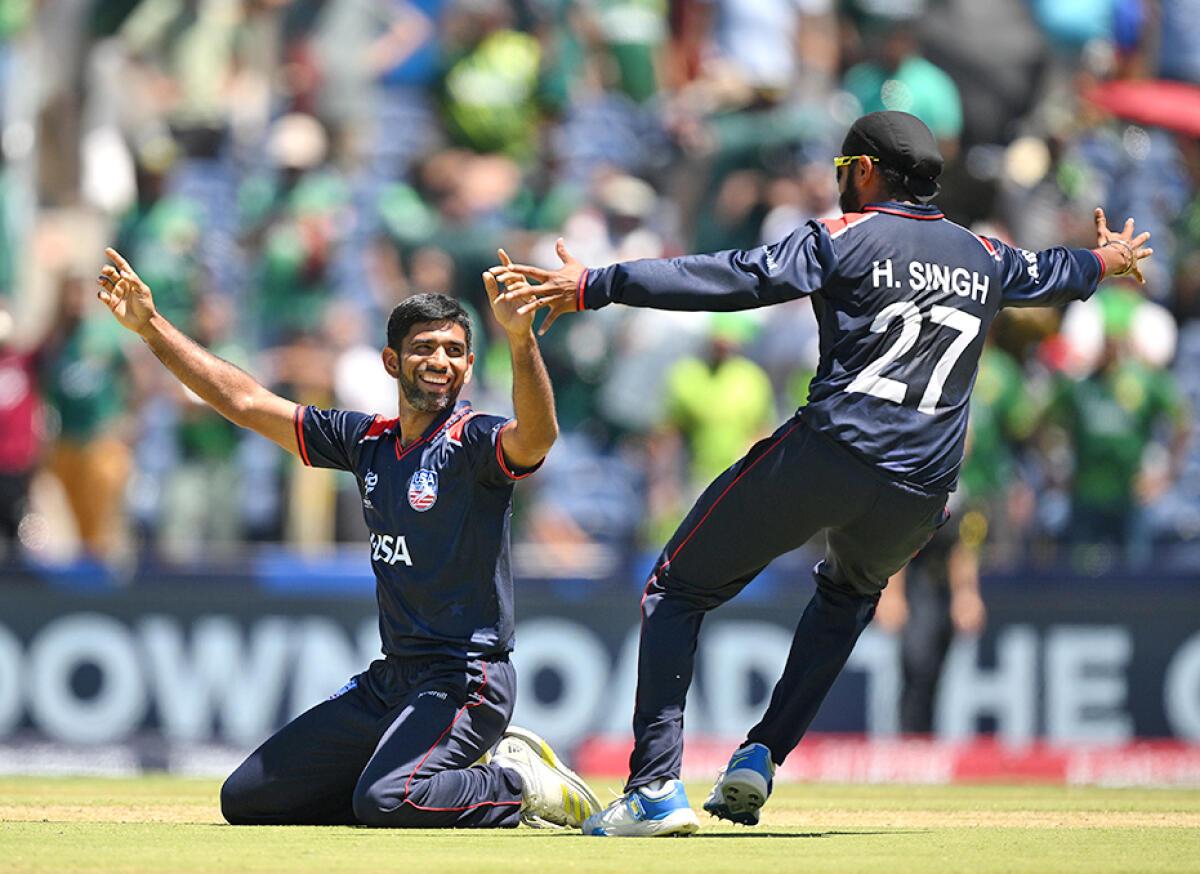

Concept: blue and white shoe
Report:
left=703, top=742, right=775, bottom=826
left=582, top=780, right=700, bottom=837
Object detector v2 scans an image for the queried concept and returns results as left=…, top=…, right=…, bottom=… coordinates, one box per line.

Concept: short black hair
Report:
left=386, top=293, right=473, bottom=352
left=878, top=163, right=924, bottom=203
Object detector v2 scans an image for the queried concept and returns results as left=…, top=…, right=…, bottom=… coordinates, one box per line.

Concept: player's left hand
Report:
left=97, top=248, right=158, bottom=335
left=483, top=249, right=537, bottom=338
left=488, top=238, right=584, bottom=336
left=1094, top=208, right=1153, bottom=284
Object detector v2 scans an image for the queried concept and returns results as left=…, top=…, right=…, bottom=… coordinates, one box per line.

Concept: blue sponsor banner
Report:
left=0, top=573, right=1196, bottom=751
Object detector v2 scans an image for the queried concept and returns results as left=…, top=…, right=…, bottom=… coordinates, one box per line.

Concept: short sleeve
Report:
left=294, top=406, right=376, bottom=471
left=458, top=413, right=544, bottom=487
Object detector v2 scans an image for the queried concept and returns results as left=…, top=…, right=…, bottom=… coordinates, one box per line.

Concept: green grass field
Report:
left=2, top=776, right=1198, bottom=873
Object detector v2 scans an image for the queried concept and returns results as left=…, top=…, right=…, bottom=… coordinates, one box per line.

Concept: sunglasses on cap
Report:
left=833, top=155, right=880, bottom=167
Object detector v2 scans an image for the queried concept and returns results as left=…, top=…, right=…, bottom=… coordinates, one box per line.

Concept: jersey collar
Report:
left=395, top=400, right=473, bottom=461
left=863, top=200, right=945, bottom=220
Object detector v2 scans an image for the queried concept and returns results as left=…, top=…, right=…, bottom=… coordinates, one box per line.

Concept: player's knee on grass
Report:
left=352, top=775, right=423, bottom=827
left=220, top=768, right=261, bottom=825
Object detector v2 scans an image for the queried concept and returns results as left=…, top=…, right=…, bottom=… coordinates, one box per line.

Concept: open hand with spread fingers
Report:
left=488, top=238, right=586, bottom=336
left=1094, top=207, right=1153, bottom=284
left=96, top=247, right=158, bottom=335
left=483, top=248, right=543, bottom=338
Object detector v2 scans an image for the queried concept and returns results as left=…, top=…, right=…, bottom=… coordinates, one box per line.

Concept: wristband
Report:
left=1104, top=239, right=1135, bottom=274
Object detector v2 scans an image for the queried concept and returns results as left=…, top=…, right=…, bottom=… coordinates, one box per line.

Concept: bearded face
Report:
left=387, top=320, right=473, bottom=414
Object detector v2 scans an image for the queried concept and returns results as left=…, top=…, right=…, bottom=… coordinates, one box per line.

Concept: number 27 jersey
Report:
left=580, top=200, right=1105, bottom=495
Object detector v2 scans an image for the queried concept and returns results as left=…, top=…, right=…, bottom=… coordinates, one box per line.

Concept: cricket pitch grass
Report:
left=3, top=776, right=1198, bottom=873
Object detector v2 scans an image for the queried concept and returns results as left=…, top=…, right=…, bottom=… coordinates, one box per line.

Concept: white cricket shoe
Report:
left=492, top=726, right=601, bottom=829
left=583, top=780, right=701, bottom=837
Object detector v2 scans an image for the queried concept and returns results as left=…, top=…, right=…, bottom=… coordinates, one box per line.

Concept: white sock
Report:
left=639, top=779, right=675, bottom=798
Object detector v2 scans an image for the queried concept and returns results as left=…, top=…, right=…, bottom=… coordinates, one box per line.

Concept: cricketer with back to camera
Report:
left=493, top=110, right=1153, bottom=837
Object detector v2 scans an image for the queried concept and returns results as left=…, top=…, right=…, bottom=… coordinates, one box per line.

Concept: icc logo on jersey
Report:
left=408, top=468, right=439, bottom=512
left=363, top=470, right=378, bottom=509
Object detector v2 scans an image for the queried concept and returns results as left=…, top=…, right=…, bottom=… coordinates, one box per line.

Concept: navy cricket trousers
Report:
left=221, top=654, right=524, bottom=827
left=628, top=416, right=948, bottom=791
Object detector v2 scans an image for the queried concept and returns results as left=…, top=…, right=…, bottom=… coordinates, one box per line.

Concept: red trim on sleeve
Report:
left=293, top=405, right=312, bottom=467
left=359, top=415, right=398, bottom=443
left=819, top=212, right=880, bottom=240
left=1090, top=248, right=1107, bottom=279
left=495, top=421, right=542, bottom=481
left=819, top=213, right=865, bottom=235
left=976, top=235, right=997, bottom=255
left=575, top=268, right=588, bottom=312
left=446, top=410, right=484, bottom=445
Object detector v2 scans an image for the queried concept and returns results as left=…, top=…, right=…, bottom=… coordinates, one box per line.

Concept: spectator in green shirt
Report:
left=159, top=294, right=247, bottom=559
left=441, top=4, right=543, bottom=160
left=1046, top=289, right=1191, bottom=558
left=957, top=339, right=1038, bottom=565
left=41, top=276, right=134, bottom=562
left=664, top=313, right=774, bottom=494
left=589, top=0, right=668, bottom=104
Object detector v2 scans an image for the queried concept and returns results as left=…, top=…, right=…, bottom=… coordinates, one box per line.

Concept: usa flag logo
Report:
left=407, top=468, right=439, bottom=512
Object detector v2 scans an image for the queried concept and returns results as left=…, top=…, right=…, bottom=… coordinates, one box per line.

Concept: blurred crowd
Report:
left=0, top=0, right=1197, bottom=581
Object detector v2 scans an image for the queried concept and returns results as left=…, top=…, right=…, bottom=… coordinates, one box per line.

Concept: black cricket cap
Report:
left=841, top=110, right=943, bottom=201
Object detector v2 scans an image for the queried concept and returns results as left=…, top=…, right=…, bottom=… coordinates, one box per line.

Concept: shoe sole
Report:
left=706, top=767, right=769, bottom=825
left=520, top=813, right=565, bottom=830
left=501, top=726, right=602, bottom=822
left=589, top=807, right=701, bottom=837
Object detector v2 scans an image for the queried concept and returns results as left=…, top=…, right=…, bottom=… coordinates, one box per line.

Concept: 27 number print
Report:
left=845, top=303, right=980, bottom=415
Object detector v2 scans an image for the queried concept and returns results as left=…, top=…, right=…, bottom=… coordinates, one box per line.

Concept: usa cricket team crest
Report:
left=407, top=469, right=439, bottom=512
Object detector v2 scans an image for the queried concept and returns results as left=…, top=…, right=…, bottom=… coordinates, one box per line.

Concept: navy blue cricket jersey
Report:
left=580, top=200, right=1105, bottom=494
left=294, top=400, right=540, bottom=660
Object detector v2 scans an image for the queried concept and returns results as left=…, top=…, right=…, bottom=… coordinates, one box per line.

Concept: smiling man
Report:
left=96, top=248, right=599, bottom=830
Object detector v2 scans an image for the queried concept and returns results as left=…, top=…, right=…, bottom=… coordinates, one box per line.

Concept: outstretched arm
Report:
left=483, top=253, right=558, bottom=469
left=491, top=225, right=837, bottom=334
left=97, top=248, right=300, bottom=456
left=997, top=208, right=1153, bottom=308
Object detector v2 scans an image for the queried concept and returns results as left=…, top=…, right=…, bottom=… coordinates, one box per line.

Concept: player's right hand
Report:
left=1094, top=208, right=1152, bottom=284
left=488, top=238, right=585, bottom=336
left=97, top=248, right=158, bottom=335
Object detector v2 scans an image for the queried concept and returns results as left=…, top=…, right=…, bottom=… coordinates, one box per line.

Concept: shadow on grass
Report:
left=525, top=829, right=932, bottom=839
left=195, top=825, right=932, bottom=839
left=686, top=830, right=931, bottom=839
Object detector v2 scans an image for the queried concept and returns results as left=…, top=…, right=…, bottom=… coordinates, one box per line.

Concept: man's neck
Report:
left=396, top=405, right=444, bottom=448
